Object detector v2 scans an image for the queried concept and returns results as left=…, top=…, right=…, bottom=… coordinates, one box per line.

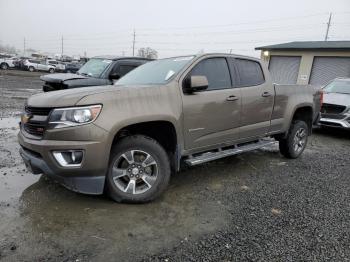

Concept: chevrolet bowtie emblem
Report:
left=21, top=114, right=32, bottom=124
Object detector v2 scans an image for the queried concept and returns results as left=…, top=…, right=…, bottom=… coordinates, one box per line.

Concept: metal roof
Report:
left=255, top=41, right=350, bottom=51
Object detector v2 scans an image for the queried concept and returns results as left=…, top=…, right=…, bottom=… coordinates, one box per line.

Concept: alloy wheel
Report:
left=293, top=127, right=307, bottom=154
left=112, top=150, right=158, bottom=195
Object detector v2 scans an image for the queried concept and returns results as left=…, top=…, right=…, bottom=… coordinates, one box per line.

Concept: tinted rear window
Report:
left=236, top=59, right=264, bottom=87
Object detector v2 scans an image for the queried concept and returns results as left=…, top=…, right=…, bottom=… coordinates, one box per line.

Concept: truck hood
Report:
left=323, top=92, right=350, bottom=107
left=27, top=85, right=118, bottom=107
left=40, top=73, right=89, bottom=83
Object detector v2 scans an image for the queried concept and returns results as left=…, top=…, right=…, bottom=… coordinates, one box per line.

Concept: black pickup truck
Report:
left=41, top=56, right=152, bottom=92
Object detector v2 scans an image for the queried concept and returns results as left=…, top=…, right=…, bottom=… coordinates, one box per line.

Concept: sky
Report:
left=0, top=0, right=350, bottom=58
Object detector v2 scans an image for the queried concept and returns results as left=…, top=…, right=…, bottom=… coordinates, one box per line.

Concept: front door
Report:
left=182, top=57, right=241, bottom=150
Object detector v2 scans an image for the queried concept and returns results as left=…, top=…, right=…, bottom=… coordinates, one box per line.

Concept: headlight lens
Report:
left=49, top=105, right=102, bottom=129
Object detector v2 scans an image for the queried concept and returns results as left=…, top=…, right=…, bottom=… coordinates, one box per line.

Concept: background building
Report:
left=256, top=41, right=350, bottom=86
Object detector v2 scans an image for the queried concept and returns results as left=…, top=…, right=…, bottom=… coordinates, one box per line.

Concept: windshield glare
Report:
left=116, top=56, right=194, bottom=85
left=324, top=80, right=350, bottom=94
left=78, top=58, right=112, bottom=78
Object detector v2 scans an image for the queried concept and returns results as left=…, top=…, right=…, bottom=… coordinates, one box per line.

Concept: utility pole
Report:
left=23, top=37, right=26, bottom=56
left=324, top=13, right=332, bottom=41
left=61, top=36, right=64, bottom=57
left=132, top=29, right=136, bottom=56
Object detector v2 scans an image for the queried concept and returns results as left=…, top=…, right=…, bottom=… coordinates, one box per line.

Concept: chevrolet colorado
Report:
left=18, top=53, right=322, bottom=203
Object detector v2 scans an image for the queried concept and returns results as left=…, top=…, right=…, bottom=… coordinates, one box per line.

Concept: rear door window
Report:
left=189, top=58, right=231, bottom=90
left=235, top=59, right=265, bottom=87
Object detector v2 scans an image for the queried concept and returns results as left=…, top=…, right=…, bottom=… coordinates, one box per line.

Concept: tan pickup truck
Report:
left=18, top=53, right=322, bottom=203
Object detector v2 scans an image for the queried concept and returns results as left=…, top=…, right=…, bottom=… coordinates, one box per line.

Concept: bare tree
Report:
left=0, top=43, right=17, bottom=54
left=137, top=47, right=158, bottom=59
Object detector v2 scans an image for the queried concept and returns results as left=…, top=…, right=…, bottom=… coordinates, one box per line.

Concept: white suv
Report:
left=47, top=60, right=66, bottom=72
left=0, top=57, right=17, bottom=70
left=24, top=59, right=55, bottom=73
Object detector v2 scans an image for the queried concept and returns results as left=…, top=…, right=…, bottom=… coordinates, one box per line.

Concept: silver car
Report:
left=319, top=78, right=350, bottom=129
left=24, top=59, right=55, bottom=73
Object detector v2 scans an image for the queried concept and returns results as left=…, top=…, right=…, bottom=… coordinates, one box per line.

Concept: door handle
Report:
left=262, top=92, right=272, bottom=97
left=226, top=95, right=239, bottom=101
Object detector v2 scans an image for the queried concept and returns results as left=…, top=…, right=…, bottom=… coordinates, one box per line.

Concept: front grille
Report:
left=321, top=113, right=346, bottom=120
left=25, top=106, right=51, bottom=116
left=23, top=106, right=52, bottom=138
left=23, top=122, right=46, bottom=137
left=321, top=103, right=346, bottom=114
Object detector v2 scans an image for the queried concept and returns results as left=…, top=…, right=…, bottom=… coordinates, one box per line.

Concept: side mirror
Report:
left=109, top=73, right=121, bottom=80
left=184, top=75, right=209, bottom=93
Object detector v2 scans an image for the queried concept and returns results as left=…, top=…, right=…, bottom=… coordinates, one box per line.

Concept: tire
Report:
left=28, top=66, right=35, bottom=72
left=279, top=120, right=309, bottom=159
left=106, top=135, right=171, bottom=203
left=67, top=70, right=71, bottom=73
left=49, top=68, right=55, bottom=73
left=0, top=63, right=8, bottom=70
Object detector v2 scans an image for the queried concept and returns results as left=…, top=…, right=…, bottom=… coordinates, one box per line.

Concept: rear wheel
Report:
left=49, top=68, right=55, bottom=73
left=279, top=120, right=308, bottom=159
left=106, top=135, right=171, bottom=203
left=28, top=66, right=35, bottom=72
left=0, top=63, right=8, bottom=70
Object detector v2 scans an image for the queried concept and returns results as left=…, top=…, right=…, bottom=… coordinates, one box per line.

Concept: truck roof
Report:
left=194, top=53, right=261, bottom=61
left=92, top=55, right=154, bottom=61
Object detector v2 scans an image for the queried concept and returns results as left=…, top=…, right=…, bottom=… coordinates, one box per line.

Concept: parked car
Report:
left=40, top=56, right=152, bottom=92
left=47, top=60, right=66, bottom=72
left=24, top=59, right=55, bottom=73
left=0, top=57, right=17, bottom=70
left=13, top=57, right=30, bottom=70
left=18, top=53, right=322, bottom=203
left=64, top=62, right=83, bottom=73
left=319, top=78, right=350, bottom=129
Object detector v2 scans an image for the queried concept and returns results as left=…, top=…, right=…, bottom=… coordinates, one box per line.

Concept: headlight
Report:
left=48, top=105, right=102, bottom=129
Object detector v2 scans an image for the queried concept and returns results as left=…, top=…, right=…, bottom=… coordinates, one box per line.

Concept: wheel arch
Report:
left=109, top=119, right=181, bottom=172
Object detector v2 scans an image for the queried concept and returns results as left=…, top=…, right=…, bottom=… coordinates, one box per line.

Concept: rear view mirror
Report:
left=184, top=75, right=208, bottom=93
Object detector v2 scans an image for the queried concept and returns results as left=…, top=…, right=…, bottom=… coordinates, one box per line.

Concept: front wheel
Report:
left=28, top=66, right=35, bottom=72
left=49, top=68, right=55, bottom=73
left=0, top=63, right=8, bottom=70
left=279, top=120, right=309, bottom=159
left=106, top=135, right=171, bottom=203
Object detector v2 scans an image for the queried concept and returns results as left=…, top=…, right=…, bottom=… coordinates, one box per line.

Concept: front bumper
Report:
left=18, top=128, right=110, bottom=195
left=318, top=113, right=350, bottom=129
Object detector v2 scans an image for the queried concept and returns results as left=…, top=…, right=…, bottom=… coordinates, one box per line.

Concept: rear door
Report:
left=182, top=57, right=241, bottom=150
left=235, top=58, right=274, bottom=139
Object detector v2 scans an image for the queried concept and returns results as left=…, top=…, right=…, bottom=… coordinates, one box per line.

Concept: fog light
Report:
left=53, top=150, right=84, bottom=167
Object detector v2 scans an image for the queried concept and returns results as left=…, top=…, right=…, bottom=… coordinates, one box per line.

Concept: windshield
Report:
left=116, top=56, right=195, bottom=85
left=78, top=58, right=112, bottom=78
left=324, top=80, right=350, bottom=94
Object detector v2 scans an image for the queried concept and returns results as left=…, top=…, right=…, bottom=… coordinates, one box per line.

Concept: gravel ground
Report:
left=0, top=70, right=349, bottom=261
left=143, top=128, right=350, bottom=262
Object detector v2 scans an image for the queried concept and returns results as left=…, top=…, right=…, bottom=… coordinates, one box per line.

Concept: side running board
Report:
left=185, top=140, right=276, bottom=166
